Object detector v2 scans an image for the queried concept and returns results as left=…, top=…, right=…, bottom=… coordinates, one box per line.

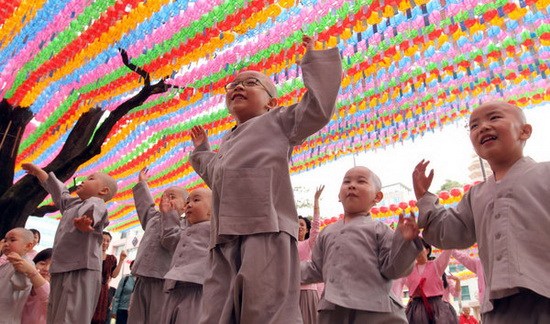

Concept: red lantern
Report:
left=439, top=191, right=450, bottom=200
left=371, top=207, right=379, bottom=214
left=450, top=188, right=462, bottom=197
left=380, top=206, right=388, bottom=213
left=389, top=204, right=399, bottom=212
left=399, top=202, right=409, bottom=210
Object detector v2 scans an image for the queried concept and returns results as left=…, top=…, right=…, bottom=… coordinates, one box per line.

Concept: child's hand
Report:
left=74, top=215, right=94, bottom=232
left=412, top=159, right=434, bottom=200
left=190, top=125, right=208, bottom=148
left=6, top=252, right=36, bottom=275
left=314, top=185, right=325, bottom=201
left=397, top=211, right=420, bottom=241
left=119, top=250, right=127, bottom=261
left=159, top=197, right=176, bottom=214
left=138, top=167, right=150, bottom=183
left=302, top=35, right=315, bottom=52
left=21, top=163, right=49, bottom=182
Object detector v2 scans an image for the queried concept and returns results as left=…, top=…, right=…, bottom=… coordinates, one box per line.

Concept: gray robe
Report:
left=128, top=181, right=181, bottom=324
left=418, top=157, right=550, bottom=317
left=191, top=47, right=342, bottom=324
left=40, top=173, right=107, bottom=324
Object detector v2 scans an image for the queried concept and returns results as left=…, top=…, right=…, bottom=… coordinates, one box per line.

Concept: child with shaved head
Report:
left=301, top=167, right=422, bottom=323
left=161, top=187, right=212, bottom=324
left=1, top=228, right=36, bottom=323
left=413, top=101, right=550, bottom=323
left=190, top=35, right=342, bottom=323
left=22, top=163, right=117, bottom=324
left=128, top=167, right=189, bottom=324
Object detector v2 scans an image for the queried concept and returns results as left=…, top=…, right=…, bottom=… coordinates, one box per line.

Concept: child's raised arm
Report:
left=138, top=167, right=150, bottom=183
left=159, top=197, right=183, bottom=252
left=308, top=185, right=324, bottom=248
left=133, top=167, right=160, bottom=230
left=21, top=163, right=49, bottom=183
left=412, top=159, right=434, bottom=200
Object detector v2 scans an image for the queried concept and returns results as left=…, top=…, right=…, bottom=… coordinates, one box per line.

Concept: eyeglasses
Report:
left=224, top=77, right=273, bottom=98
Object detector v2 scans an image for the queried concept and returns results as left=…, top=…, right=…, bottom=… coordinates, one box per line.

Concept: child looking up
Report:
left=413, top=101, right=550, bottom=323
left=301, top=166, right=422, bottom=324
left=0, top=228, right=35, bottom=323
left=22, top=163, right=117, bottom=324
left=161, top=187, right=212, bottom=324
left=128, top=167, right=188, bottom=324
left=190, top=35, right=342, bottom=323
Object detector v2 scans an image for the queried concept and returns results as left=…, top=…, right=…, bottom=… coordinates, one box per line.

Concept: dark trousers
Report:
left=115, top=310, right=128, bottom=324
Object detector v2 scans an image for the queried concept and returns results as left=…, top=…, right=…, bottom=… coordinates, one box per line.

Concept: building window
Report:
left=461, top=285, right=471, bottom=301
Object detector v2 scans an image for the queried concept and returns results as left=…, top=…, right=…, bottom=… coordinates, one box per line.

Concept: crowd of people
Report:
left=1, top=35, right=549, bottom=324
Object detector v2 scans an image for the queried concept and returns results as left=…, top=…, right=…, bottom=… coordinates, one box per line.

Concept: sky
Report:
left=292, top=104, right=550, bottom=217
left=24, top=104, right=550, bottom=239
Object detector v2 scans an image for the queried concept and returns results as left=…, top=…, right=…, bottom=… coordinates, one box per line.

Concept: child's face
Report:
left=161, top=187, right=188, bottom=215
left=469, top=102, right=531, bottom=163
left=225, top=71, right=276, bottom=123
left=36, top=258, right=52, bottom=282
left=185, top=188, right=212, bottom=225
left=298, top=219, right=308, bottom=241
left=76, top=173, right=107, bottom=200
left=338, top=167, right=382, bottom=216
left=2, top=230, right=33, bottom=256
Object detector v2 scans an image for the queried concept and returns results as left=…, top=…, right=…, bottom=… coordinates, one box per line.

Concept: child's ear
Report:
left=25, top=241, right=34, bottom=253
left=374, top=191, right=383, bottom=204
left=520, top=123, right=532, bottom=140
left=99, top=186, right=110, bottom=197
left=266, top=97, right=278, bottom=110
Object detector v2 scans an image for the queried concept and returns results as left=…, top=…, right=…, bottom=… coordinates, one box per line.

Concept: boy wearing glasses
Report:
left=190, top=35, right=342, bottom=324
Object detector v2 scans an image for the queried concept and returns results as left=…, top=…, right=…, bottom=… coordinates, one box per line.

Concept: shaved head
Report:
left=236, top=70, right=278, bottom=98
left=344, top=166, right=382, bottom=191
left=473, top=101, right=526, bottom=124
left=11, top=228, right=35, bottom=244
left=165, top=186, right=189, bottom=201
left=95, top=172, right=118, bottom=201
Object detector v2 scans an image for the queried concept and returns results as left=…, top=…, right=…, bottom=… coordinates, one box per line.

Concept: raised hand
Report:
left=397, top=211, right=420, bottom=241
left=21, top=163, right=49, bottom=182
left=190, top=125, right=208, bottom=148
left=119, top=250, right=127, bottom=261
left=139, top=167, right=150, bottom=182
left=412, top=159, right=434, bottom=200
left=159, top=197, right=176, bottom=214
left=302, top=35, right=315, bottom=52
left=314, top=185, right=325, bottom=201
left=74, top=215, right=94, bottom=233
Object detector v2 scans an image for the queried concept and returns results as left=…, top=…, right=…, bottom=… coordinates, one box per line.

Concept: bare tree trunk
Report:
left=0, top=49, right=182, bottom=237
left=0, top=99, right=33, bottom=196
